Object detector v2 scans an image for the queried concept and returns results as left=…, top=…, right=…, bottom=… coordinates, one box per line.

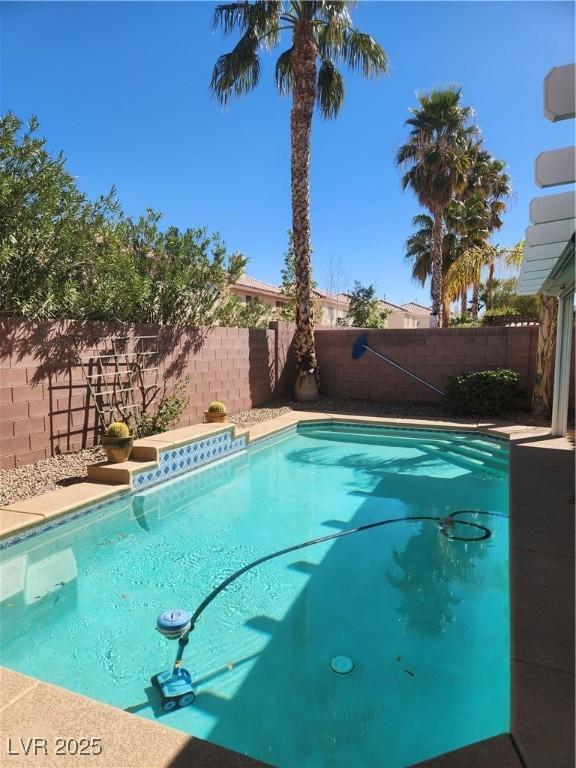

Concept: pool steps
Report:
left=300, top=426, right=508, bottom=475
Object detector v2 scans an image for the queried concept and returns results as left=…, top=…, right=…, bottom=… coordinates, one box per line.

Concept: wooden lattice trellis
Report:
left=76, top=335, right=160, bottom=432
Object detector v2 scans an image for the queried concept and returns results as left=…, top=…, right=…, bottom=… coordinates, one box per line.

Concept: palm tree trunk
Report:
left=460, top=289, right=467, bottom=316
left=471, top=281, right=480, bottom=317
left=487, top=261, right=495, bottom=309
left=442, top=301, right=450, bottom=328
left=431, top=209, right=444, bottom=326
left=532, top=294, right=558, bottom=417
left=290, top=20, right=318, bottom=398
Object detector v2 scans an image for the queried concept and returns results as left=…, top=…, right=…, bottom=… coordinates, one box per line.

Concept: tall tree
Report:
left=0, top=114, right=247, bottom=325
left=462, top=143, right=511, bottom=316
left=404, top=211, right=456, bottom=325
left=322, top=255, right=350, bottom=325
left=396, top=88, right=476, bottom=326
left=480, top=240, right=523, bottom=311
left=444, top=240, right=524, bottom=323
left=346, top=282, right=389, bottom=328
left=211, top=1, right=387, bottom=399
left=404, top=143, right=511, bottom=324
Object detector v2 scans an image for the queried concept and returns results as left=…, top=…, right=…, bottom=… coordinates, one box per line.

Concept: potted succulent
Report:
left=101, top=421, right=134, bottom=463
left=204, top=401, right=228, bottom=424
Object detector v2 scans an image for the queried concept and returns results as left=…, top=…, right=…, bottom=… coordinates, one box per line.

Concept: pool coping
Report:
left=1, top=412, right=573, bottom=768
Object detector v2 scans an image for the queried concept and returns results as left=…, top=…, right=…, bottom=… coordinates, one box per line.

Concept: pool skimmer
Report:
left=330, top=655, right=354, bottom=675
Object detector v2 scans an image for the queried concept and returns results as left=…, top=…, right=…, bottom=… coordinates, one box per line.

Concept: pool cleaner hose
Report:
left=163, top=510, right=499, bottom=677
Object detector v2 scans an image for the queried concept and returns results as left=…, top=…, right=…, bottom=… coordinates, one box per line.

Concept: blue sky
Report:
left=1, top=1, right=574, bottom=304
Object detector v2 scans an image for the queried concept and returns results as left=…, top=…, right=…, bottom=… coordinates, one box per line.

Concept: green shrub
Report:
left=0, top=115, right=246, bottom=325
left=105, top=421, right=130, bottom=438
left=136, top=379, right=189, bottom=437
left=207, top=400, right=227, bottom=413
left=481, top=307, right=520, bottom=325
left=445, top=368, right=521, bottom=417
left=449, top=313, right=481, bottom=328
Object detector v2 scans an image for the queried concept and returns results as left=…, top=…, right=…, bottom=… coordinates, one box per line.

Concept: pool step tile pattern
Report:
left=133, top=431, right=247, bottom=490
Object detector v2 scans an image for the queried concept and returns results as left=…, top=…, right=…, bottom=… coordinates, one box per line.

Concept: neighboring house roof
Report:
left=379, top=299, right=406, bottom=313
left=233, top=274, right=284, bottom=295
left=234, top=275, right=420, bottom=316
left=234, top=276, right=349, bottom=307
left=314, top=288, right=350, bottom=305
left=401, top=302, right=432, bottom=315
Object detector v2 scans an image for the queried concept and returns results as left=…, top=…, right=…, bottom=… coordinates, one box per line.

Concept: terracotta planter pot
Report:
left=204, top=411, right=228, bottom=424
left=294, top=372, right=319, bottom=403
left=101, top=434, right=134, bottom=463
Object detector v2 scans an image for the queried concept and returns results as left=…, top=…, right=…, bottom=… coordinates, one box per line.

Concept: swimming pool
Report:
left=0, top=423, right=510, bottom=767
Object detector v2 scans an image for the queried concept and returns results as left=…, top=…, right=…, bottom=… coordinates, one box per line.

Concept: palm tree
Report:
left=211, top=2, right=388, bottom=399
left=396, top=88, right=476, bottom=326
left=405, top=214, right=436, bottom=286
left=443, top=244, right=487, bottom=318
left=462, top=142, right=511, bottom=315
left=450, top=192, right=490, bottom=316
left=405, top=145, right=511, bottom=323
left=404, top=198, right=484, bottom=324
left=478, top=240, right=523, bottom=310
left=404, top=211, right=458, bottom=324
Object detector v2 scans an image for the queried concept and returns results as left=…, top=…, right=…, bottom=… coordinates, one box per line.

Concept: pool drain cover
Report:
left=330, top=656, right=354, bottom=675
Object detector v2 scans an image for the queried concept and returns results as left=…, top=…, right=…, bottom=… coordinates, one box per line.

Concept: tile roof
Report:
left=234, top=275, right=415, bottom=314
left=233, top=274, right=283, bottom=295
left=314, top=288, right=350, bottom=304
left=401, top=302, right=432, bottom=315
left=379, top=299, right=406, bottom=312
left=233, top=276, right=350, bottom=304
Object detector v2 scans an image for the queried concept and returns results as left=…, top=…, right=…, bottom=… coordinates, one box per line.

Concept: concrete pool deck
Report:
left=0, top=413, right=574, bottom=767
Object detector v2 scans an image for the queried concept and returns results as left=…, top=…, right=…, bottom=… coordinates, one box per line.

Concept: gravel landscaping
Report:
left=0, top=396, right=549, bottom=507
left=234, top=396, right=548, bottom=424
left=0, top=446, right=106, bottom=507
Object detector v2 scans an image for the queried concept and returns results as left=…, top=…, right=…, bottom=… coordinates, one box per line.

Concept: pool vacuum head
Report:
left=152, top=609, right=196, bottom=711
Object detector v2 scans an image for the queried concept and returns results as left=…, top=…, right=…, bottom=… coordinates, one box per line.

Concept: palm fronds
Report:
left=213, top=2, right=282, bottom=36
left=211, top=29, right=261, bottom=104
left=341, top=30, right=388, bottom=77
left=275, top=47, right=293, bottom=95
left=212, top=1, right=387, bottom=114
left=317, top=59, right=344, bottom=118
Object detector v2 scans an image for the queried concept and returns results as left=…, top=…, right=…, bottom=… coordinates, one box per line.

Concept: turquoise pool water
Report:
left=0, top=424, right=510, bottom=768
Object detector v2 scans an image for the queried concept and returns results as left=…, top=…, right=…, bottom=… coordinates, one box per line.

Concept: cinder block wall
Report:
left=315, top=326, right=573, bottom=404
left=1, top=319, right=573, bottom=469
left=0, top=318, right=295, bottom=469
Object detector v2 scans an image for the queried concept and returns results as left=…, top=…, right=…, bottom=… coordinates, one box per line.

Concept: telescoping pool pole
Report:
left=352, top=333, right=445, bottom=397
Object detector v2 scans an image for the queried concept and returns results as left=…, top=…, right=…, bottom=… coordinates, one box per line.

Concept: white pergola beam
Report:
left=523, top=264, right=550, bottom=278
left=535, top=147, right=576, bottom=187
left=526, top=218, right=576, bottom=246
left=518, top=281, right=545, bottom=289
left=523, top=241, right=565, bottom=262
left=530, top=190, right=576, bottom=223
left=544, top=64, right=576, bottom=122
left=521, top=257, right=565, bottom=270
left=518, top=276, right=547, bottom=285
left=521, top=274, right=553, bottom=283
